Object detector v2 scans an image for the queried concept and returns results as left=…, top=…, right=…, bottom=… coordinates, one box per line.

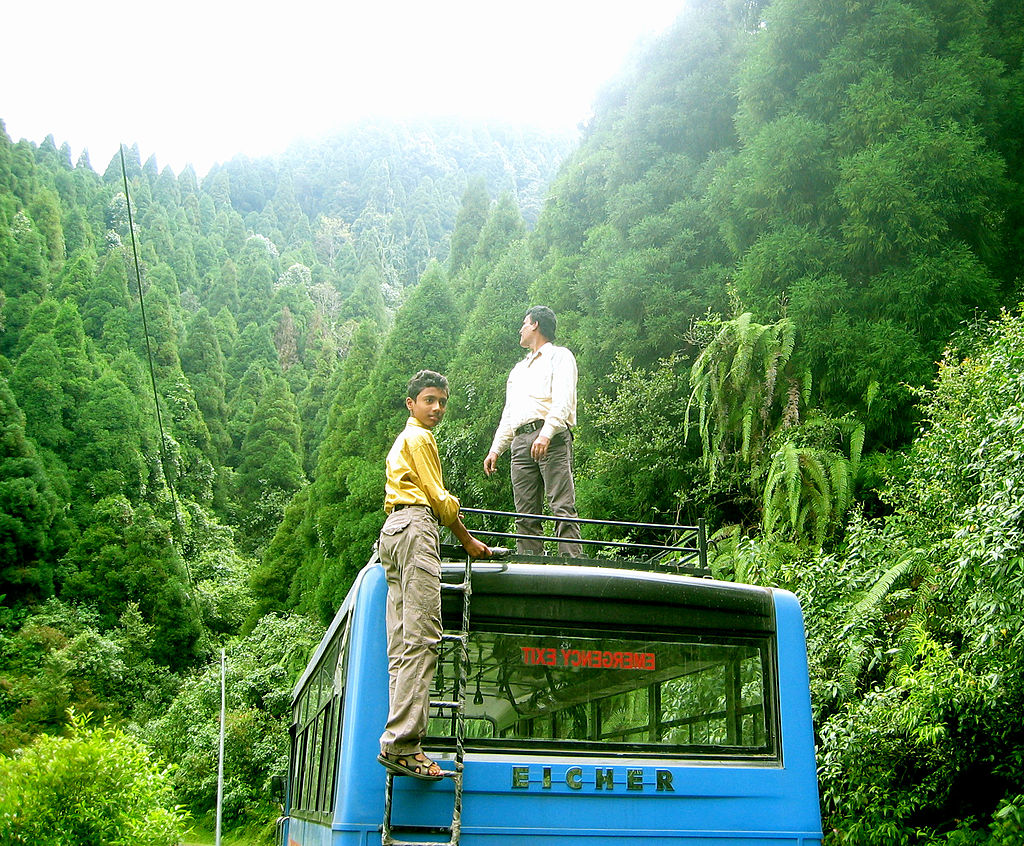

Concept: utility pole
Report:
left=216, top=649, right=225, bottom=846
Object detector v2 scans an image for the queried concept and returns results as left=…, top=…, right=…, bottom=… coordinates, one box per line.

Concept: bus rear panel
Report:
left=282, top=556, right=822, bottom=845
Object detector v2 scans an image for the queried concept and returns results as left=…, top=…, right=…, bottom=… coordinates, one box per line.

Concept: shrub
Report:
left=0, top=709, right=188, bottom=846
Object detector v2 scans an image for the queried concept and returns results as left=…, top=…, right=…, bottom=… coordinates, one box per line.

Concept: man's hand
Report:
left=483, top=451, right=499, bottom=476
left=530, top=435, right=550, bottom=461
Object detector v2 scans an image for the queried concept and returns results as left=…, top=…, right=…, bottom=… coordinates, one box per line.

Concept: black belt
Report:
left=515, top=420, right=545, bottom=436
left=391, top=503, right=436, bottom=519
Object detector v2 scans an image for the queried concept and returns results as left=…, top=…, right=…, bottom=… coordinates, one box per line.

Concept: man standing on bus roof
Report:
left=377, top=369, right=491, bottom=781
left=484, top=306, right=583, bottom=558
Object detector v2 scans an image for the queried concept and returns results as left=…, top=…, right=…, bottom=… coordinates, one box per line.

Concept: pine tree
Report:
left=181, top=309, right=231, bottom=461
left=0, top=376, right=63, bottom=603
left=447, top=177, right=490, bottom=276
left=233, top=375, right=306, bottom=552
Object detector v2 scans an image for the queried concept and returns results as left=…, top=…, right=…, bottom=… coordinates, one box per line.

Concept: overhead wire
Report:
left=119, top=144, right=196, bottom=590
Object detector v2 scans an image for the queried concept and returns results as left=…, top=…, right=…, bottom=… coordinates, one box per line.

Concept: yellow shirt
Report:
left=383, top=417, right=461, bottom=527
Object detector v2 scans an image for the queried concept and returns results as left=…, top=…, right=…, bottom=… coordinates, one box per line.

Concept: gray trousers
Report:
left=510, top=429, right=582, bottom=557
left=377, top=506, right=442, bottom=756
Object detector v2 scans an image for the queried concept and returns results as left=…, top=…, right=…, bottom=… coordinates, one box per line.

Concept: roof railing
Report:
left=448, top=507, right=709, bottom=576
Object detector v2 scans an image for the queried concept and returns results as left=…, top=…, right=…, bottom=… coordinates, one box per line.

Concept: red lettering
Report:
left=519, top=644, right=657, bottom=671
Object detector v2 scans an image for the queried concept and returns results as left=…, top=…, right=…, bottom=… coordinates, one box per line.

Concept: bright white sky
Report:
left=2, top=0, right=686, bottom=178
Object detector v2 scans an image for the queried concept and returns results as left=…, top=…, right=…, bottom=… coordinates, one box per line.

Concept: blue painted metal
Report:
left=281, top=561, right=823, bottom=845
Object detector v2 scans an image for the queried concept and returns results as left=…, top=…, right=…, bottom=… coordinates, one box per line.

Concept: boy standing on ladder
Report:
left=377, top=369, right=491, bottom=780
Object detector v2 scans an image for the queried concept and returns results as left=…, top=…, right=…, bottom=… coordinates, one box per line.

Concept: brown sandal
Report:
left=377, top=751, right=443, bottom=781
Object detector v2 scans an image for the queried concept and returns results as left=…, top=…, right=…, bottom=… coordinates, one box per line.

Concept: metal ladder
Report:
left=381, top=551, right=474, bottom=846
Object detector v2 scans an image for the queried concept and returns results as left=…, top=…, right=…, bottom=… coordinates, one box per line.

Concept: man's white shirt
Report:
left=489, top=342, right=578, bottom=456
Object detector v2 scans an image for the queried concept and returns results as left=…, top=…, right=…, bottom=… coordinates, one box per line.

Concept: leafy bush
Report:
left=141, top=613, right=322, bottom=830
left=799, top=308, right=1024, bottom=842
left=0, top=709, right=187, bottom=845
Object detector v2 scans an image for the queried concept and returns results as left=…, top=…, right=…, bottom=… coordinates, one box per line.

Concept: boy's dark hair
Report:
left=526, top=305, right=556, bottom=341
left=407, top=369, right=449, bottom=399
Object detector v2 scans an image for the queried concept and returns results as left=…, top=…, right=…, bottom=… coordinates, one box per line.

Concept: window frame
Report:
left=431, top=566, right=781, bottom=765
left=428, top=618, right=781, bottom=765
left=289, top=616, right=350, bottom=822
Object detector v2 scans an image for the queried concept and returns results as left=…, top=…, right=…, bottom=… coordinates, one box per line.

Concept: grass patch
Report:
left=182, top=823, right=272, bottom=846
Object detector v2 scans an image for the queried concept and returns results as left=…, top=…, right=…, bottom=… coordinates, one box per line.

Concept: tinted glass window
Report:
left=430, top=628, right=775, bottom=759
left=291, top=618, right=349, bottom=815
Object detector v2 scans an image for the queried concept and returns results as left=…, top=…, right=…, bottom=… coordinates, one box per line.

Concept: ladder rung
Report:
left=441, top=581, right=468, bottom=592
left=385, top=824, right=453, bottom=835
left=440, top=633, right=467, bottom=643
left=430, top=699, right=464, bottom=710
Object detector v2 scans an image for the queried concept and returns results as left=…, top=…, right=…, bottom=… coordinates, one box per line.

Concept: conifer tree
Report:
left=445, top=241, right=535, bottom=506
left=181, top=309, right=231, bottom=462
left=10, top=334, right=67, bottom=454
left=0, top=377, right=62, bottom=603
left=233, top=375, right=306, bottom=552
left=0, top=210, right=50, bottom=356
left=68, top=371, right=148, bottom=509
left=59, top=495, right=201, bottom=668
left=82, top=249, right=132, bottom=352
left=447, top=177, right=490, bottom=276
left=358, top=261, right=461, bottom=459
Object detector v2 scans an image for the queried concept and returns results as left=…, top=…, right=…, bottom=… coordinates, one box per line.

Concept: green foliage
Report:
left=577, top=353, right=697, bottom=527
left=760, top=416, right=862, bottom=546
left=141, top=614, right=322, bottom=828
left=59, top=497, right=203, bottom=668
left=687, top=312, right=802, bottom=484
left=0, top=376, right=63, bottom=600
left=791, top=308, right=1024, bottom=842
left=0, top=599, right=176, bottom=754
left=233, top=375, right=306, bottom=554
left=0, top=709, right=188, bottom=846
left=720, top=0, right=1015, bottom=447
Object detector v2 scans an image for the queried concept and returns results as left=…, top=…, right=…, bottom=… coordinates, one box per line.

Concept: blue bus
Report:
left=278, top=513, right=822, bottom=845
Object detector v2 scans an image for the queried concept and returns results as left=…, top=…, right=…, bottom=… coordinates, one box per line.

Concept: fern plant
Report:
left=760, top=415, right=863, bottom=547
left=686, top=312, right=801, bottom=485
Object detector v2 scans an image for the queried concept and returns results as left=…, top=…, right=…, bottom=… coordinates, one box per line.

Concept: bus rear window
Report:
left=430, top=629, right=777, bottom=761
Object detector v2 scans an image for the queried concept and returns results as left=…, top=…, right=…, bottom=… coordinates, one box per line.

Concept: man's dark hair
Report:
left=526, top=305, right=557, bottom=341
left=407, top=369, right=448, bottom=399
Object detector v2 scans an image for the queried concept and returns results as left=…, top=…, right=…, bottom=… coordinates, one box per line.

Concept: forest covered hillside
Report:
left=3, top=0, right=1024, bottom=841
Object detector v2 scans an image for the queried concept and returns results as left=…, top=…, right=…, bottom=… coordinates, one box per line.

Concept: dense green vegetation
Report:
left=0, top=118, right=572, bottom=834
left=2, top=0, right=1024, bottom=842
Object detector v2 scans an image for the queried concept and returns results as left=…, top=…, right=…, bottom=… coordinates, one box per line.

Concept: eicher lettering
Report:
left=519, top=646, right=656, bottom=671
left=511, top=765, right=675, bottom=792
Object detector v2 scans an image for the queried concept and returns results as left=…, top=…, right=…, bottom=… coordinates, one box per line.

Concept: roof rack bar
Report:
left=471, top=529, right=700, bottom=554
left=461, top=507, right=699, bottom=533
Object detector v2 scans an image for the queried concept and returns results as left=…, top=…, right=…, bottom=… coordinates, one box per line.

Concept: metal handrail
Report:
left=461, top=507, right=699, bottom=533
left=456, top=507, right=708, bottom=574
